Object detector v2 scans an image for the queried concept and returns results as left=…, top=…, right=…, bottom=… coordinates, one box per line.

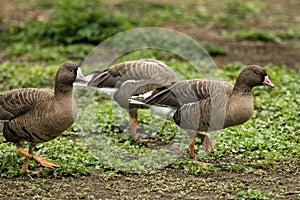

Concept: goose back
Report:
left=88, top=59, right=178, bottom=89
left=144, top=78, right=233, bottom=107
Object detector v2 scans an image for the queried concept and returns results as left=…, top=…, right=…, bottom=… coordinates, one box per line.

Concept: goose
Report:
left=84, top=59, right=179, bottom=140
left=0, top=61, right=87, bottom=172
left=129, top=65, right=274, bottom=165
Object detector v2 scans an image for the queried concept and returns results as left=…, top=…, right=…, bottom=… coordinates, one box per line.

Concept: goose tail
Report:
left=128, top=92, right=152, bottom=107
left=129, top=91, right=176, bottom=120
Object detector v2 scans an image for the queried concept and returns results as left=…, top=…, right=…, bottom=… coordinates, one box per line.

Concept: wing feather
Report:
left=143, top=78, right=233, bottom=107
left=0, top=88, right=53, bottom=120
left=87, top=59, right=178, bottom=88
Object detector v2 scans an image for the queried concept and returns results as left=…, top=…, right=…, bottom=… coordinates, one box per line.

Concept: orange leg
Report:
left=187, top=131, right=211, bottom=166
left=18, top=146, right=34, bottom=172
left=188, top=138, right=210, bottom=166
left=129, top=111, right=150, bottom=142
left=189, top=138, right=196, bottom=159
left=17, top=146, right=59, bottom=172
left=129, top=108, right=139, bottom=140
left=129, top=116, right=138, bottom=140
left=196, top=133, right=215, bottom=153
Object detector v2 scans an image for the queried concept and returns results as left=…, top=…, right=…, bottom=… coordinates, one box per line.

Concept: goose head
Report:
left=236, top=65, right=275, bottom=89
left=55, top=61, right=87, bottom=86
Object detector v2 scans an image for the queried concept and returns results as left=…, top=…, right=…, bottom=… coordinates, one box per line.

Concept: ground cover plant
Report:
left=0, top=59, right=299, bottom=199
left=0, top=0, right=299, bottom=199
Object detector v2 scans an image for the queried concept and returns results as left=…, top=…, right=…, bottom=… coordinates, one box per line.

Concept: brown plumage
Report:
left=0, top=61, right=87, bottom=172
left=86, top=59, right=179, bottom=139
left=129, top=65, right=274, bottom=164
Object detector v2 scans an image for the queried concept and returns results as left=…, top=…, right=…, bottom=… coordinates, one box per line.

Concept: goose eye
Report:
left=68, top=69, right=75, bottom=73
left=255, top=71, right=261, bottom=76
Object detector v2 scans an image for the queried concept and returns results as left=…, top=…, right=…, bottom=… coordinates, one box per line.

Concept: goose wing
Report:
left=0, top=88, right=53, bottom=120
left=87, top=59, right=178, bottom=88
left=143, top=78, right=233, bottom=107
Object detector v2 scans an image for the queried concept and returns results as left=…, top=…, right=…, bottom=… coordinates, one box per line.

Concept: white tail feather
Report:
left=150, top=105, right=176, bottom=120
left=128, top=98, right=147, bottom=105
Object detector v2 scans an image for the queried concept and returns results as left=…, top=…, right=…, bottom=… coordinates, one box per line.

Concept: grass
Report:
left=4, top=43, right=94, bottom=63
left=224, top=1, right=265, bottom=19
left=238, top=29, right=276, bottom=41
left=238, top=28, right=300, bottom=41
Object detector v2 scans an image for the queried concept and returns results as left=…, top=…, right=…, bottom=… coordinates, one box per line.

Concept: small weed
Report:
left=225, top=2, right=265, bottom=19
left=202, top=43, right=228, bottom=56
left=238, top=29, right=300, bottom=41
left=235, top=188, right=275, bottom=200
left=276, top=29, right=300, bottom=40
left=171, top=158, right=215, bottom=175
left=238, top=29, right=276, bottom=41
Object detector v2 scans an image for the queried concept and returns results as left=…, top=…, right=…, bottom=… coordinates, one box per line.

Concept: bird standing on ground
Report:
left=0, top=61, right=87, bottom=172
left=84, top=59, right=179, bottom=140
left=129, top=65, right=274, bottom=165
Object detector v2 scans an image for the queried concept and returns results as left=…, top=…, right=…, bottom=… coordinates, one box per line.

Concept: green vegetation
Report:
left=238, top=29, right=276, bottom=41
left=276, top=29, right=300, bottom=40
left=0, top=62, right=57, bottom=91
left=0, top=61, right=299, bottom=178
left=2, top=0, right=130, bottom=45
left=217, top=1, right=264, bottom=27
left=235, top=188, right=275, bottom=200
left=0, top=0, right=299, bottom=198
left=202, top=43, right=228, bottom=56
left=238, top=28, right=300, bottom=41
left=114, top=0, right=213, bottom=26
left=4, top=43, right=94, bottom=63
left=224, top=2, right=265, bottom=19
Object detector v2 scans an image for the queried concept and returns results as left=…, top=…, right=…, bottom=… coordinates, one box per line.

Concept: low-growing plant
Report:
left=115, top=0, right=185, bottom=26
left=4, top=0, right=130, bottom=45
left=238, top=29, right=276, bottom=41
left=234, top=188, right=275, bottom=200
left=217, top=1, right=264, bottom=27
left=5, top=43, right=94, bottom=63
left=276, top=29, right=300, bottom=40
left=0, top=62, right=299, bottom=178
left=202, top=43, right=228, bottom=56
left=0, top=62, right=57, bottom=90
left=225, top=2, right=265, bottom=19
left=238, top=28, right=300, bottom=41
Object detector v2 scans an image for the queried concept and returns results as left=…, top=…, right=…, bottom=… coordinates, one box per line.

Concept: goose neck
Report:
left=54, top=82, right=73, bottom=97
left=232, top=80, right=252, bottom=94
